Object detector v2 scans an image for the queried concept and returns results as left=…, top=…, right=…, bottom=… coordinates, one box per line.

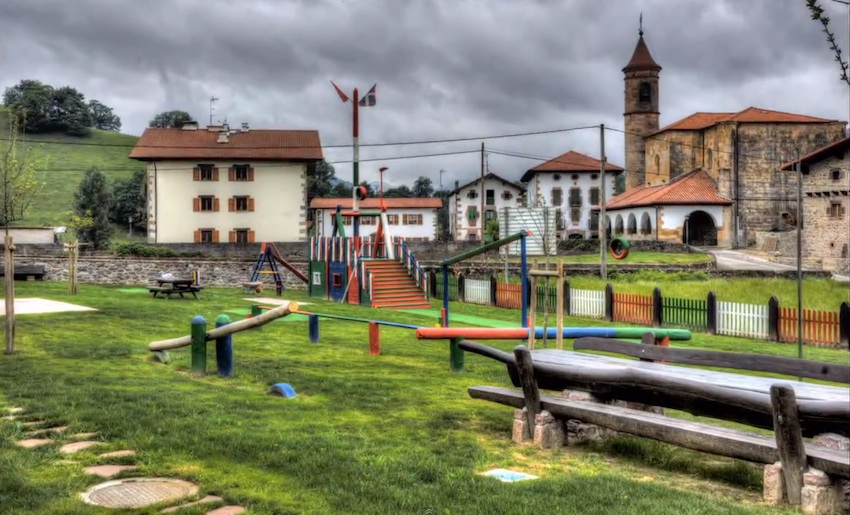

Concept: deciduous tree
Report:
left=74, top=167, right=113, bottom=250
left=412, top=176, right=434, bottom=197
left=148, top=110, right=194, bottom=129
left=0, top=116, right=45, bottom=224
left=88, top=99, right=122, bottom=132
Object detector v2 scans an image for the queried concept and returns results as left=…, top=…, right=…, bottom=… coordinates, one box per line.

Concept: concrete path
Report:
left=701, top=248, right=802, bottom=272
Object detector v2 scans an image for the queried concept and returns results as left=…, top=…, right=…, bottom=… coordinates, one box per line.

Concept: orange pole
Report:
left=415, top=327, right=529, bottom=340
left=369, top=321, right=381, bottom=355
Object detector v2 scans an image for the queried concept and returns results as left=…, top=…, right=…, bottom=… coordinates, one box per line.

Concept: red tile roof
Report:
left=780, top=136, right=850, bottom=171
left=309, top=197, right=443, bottom=209
left=605, top=169, right=731, bottom=209
left=652, top=107, right=839, bottom=136
left=623, top=35, right=662, bottom=73
left=521, top=151, right=624, bottom=182
left=129, top=127, right=323, bottom=161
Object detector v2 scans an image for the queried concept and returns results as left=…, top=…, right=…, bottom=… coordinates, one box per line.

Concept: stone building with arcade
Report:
left=606, top=28, right=847, bottom=247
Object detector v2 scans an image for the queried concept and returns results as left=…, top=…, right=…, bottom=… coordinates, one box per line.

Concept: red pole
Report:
left=352, top=88, right=360, bottom=237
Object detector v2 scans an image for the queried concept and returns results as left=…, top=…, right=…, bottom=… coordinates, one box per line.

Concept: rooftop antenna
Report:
left=209, top=96, right=219, bottom=126
left=639, top=13, right=644, bottom=37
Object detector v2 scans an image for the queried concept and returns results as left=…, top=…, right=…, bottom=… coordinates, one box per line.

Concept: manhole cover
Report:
left=81, top=477, right=199, bottom=508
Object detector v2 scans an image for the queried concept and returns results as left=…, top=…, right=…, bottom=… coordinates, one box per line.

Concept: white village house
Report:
left=446, top=173, right=525, bottom=241
left=129, top=121, right=323, bottom=244
left=522, top=151, right=623, bottom=239
left=309, top=197, right=443, bottom=242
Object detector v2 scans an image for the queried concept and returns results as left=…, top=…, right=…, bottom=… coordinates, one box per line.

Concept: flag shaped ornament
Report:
left=331, top=81, right=349, bottom=103
left=359, top=84, right=377, bottom=107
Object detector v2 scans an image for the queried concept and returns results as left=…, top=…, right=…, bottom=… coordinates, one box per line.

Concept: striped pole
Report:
left=190, top=315, right=207, bottom=376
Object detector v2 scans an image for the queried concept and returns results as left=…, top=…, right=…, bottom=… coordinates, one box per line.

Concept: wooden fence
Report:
left=425, top=270, right=850, bottom=349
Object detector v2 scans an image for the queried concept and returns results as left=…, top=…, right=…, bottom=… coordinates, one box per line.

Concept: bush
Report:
left=608, top=270, right=709, bottom=283
left=112, top=242, right=177, bottom=258
left=557, top=239, right=598, bottom=253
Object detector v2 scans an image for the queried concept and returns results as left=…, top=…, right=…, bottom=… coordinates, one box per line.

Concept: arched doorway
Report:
left=683, top=210, right=717, bottom=246
left=614, top=215, right=624, bottom=235
left=640, top=212, right=652, bottom=235
left=627, top=213, right=637, bottom=235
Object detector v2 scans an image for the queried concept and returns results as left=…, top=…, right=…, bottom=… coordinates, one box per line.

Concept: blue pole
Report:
left=214, top=314, right=233, bottom=377
left=520, top=234, right=528, bottom=329
left=442, top=264, right=450, bottom=327
left=308, top=314, right=320, bottom=343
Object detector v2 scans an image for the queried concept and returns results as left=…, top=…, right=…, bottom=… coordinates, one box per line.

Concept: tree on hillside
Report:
left=0, top=116, right=45, bottom=224
left=384, top=185, right=413, bottom=197
left=412, top=176, right=434, bottom=197
left=74, top=167, right=113, bottom=250
left=806, top=0, right=850, bottom=87
left=50, top=86, right=92, bottom=136
left=307, top=159, right=336, bottom=203
left=88, top=100, right=122, bottom=132
left=2, top=80, right=53, bottom=133
left=149, top=110, right=194, bottom=129
left=110, top=169, right=146, bottom=229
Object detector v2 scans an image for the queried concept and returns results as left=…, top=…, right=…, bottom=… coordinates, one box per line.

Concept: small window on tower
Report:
left=638, top=82, right=651, bottom=103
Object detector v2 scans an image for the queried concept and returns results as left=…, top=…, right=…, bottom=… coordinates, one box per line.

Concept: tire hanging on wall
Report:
left=254, top=285, right=264, bottom=295
left=609, top=236, right=631, bottom=260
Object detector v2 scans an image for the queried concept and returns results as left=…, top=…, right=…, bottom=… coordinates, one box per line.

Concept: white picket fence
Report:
left=570, top=288, right=605, bottom=319
left=464, top=278, right=491, bottom=305
left=717, top=301, right=769, bottom=339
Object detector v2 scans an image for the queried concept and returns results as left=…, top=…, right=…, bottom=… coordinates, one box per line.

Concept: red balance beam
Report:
left=415, top=327, right=529, bottom=340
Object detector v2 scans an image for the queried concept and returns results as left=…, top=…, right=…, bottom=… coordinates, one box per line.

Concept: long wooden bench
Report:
left=461, top=336, right=850, bottom=507
left=0, top=264, right=46, bottom=281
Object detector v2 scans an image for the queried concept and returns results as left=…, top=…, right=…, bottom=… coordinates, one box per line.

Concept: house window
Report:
left=342, top=215, right=353, bottom=225
left=828, top=201, right=845, bottom=218
left=569, top=188, right=581, bottom=207
left=551, top=188, right=563, bottom=206
left=831, top=168, right=842, bottom=181
left=502, top=191, right=513, bottom=200
left=638, top=82, right=651, bottom=103
left=234, top=228, right=251, bottom=244
left=361, top=216, right=375, bottom=225
left=553, top=174, right=561, bottom=181
left=235, top=196, right=249, bottom=211
left=589, top=211, right=599, bottom=231
left=200, top=196, right=215, bottom=211
left=402, top=214, right=423, bottom=225
left=571, top=174, right=579, bottom=181
left=591, top=174, right=598, bottom=180
left=194, top=164, right=216, bottom=181
left=590, top=188, right=600, bottom=205
left=570, top=208, right=581, bottom=223
left=484, top=209, right=497, bottom=222
left=200, top=229, right=214, bottom=243
left=387, top=214, right=399, bottom=225
left=233, top=164, right=251, bottom=181
left=485, top=189, right=495, bottom=206
left=466, top=190, right=478, bottom=199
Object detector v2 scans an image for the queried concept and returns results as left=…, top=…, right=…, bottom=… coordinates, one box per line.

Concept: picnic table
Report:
left=148, top=276, right=204, bottom=299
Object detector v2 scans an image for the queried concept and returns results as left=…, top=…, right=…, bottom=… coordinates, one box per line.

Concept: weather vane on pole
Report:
left=639, top=13, right=643, bottom=36
left=330, top=81, right=377, bottom=238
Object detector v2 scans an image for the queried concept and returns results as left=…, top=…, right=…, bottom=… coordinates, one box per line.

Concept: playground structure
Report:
left=246, top=243, right=309, bottom=296
left=609, top=236, right=630, bottom=260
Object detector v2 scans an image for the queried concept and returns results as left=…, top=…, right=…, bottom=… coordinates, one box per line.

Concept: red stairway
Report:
left=363, top=259, right=430, bottom=309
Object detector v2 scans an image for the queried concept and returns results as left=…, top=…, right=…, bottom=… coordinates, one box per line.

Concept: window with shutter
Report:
left=212, top=167, right=220, bottom=181
left=248, top=198, right=255, bottom=212
left=569, top=188, right=581, bottom=207
left=248, top=230, right=255, bottom=242
left=228, top=198, right=236, bottom=212
left=234, top=165, right=249, bottom=181
left=229, top=230, right=236, bottom=243
left=213, top=229, right=220, bottom=243
left=247, top=166, right=255, bottom=181
left=194, top=230, right=202, bottom=243
left=193, top=167, right=201, bottom=181
left=199, top=164, right=214, bottom=181
left=590, top=188, right=600, bottom=205
left=213, top=198, right=220, bottom=212
left=234, top=228, right=250, bottom=244
left=228, top=167, right=236, bottom=181
left=193, top=198, right=201, bottom=212
left=234, top=196, right=249, bottom=211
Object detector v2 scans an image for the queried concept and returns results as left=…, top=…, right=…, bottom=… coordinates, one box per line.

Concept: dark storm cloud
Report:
left=0, top=0, right=847, bottom=188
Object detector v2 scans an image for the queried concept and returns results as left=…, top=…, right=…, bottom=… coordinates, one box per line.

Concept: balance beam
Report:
left=415, top=326, right=692, bottom=341
left=149, top=301, right=299, bottom=351
left=293, top=310, right=420, bottom=330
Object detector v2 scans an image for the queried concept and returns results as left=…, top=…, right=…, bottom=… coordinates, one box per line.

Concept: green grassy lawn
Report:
left=1, top=282, right=846, bottom=514
left=0, top=108, right=141, bottom=226
left=558, top=251, right=712, bottom=264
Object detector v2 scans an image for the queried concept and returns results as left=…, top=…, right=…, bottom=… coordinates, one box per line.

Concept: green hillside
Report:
left=0, top=107, right=141, bottom=226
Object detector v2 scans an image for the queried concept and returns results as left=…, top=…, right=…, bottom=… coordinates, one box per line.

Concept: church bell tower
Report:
left=623, top=18, right=661, bottom=190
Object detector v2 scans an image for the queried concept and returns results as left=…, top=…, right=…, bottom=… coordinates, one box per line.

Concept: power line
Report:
left=0, top=124, right=599, bottom=151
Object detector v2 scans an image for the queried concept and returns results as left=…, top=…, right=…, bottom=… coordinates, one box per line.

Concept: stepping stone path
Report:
left=60, top=441, right=103, bottom=454
left=7, top=405, right=246, bottom=514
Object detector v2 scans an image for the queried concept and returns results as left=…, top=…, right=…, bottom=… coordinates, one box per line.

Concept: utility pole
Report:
left=795, top=150, right=803, bottom=365
left=480, top=142, right=485, bottom=241
left=599, top=124, right=608, bottom=280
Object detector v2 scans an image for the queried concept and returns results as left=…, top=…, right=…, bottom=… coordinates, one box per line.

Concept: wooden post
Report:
left=251, top=304, right=264, bottom=331
left=68, top=242, right=79, bottom=295
left=215, top=314, right=233, bottom=377
left=638, top=332, right=656, bottom=362
left=514, top=345, right=541, bottom=440
left=652, top=287, right=663, bottom=327
left=529, top=261, right=538, bottom=350
left=190, top=315, right=207, bottom=376
left=369, top=321, right=380, bottom=356
left=770, top=384, right=808, bottom=505
left=839, top=301, right=849, bottom=350
left=563, top=279, right=571, bottom=316
left=605, top=283, right=614, bottom=322
left=449, top=336, right=464, bottom=371
left=707, top=291, right=718, bottom=335
left=4, top=235, right=15, bottom=354
left=556, top=262, right=564, bottom=350
left=768, top=296, right=780, bottom=342
left=308, top=314, right=319, bottom=343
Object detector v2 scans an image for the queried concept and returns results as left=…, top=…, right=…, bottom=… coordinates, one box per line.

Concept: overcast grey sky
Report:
left=1, top=0, right=848, bottom=189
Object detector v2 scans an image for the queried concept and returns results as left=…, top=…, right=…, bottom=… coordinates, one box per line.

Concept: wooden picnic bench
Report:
left=149, top=277, right=204, bottom=299
left=461, top=336, right=850, bottom=511
left=0, top=264, right=45, bottom=281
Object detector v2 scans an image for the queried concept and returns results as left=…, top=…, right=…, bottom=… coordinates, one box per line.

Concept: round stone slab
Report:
left=81, top=478, right=199, bottom=509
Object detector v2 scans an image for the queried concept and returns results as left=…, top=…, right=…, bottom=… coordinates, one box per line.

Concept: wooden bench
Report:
left=149, top=285, right=204, bottom=299
left=461, top=336, right=850, bottom=509
left=0, top=264, right=46, bottom=281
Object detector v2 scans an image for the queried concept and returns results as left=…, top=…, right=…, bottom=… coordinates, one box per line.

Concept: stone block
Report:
left=812, top=433, right=850, bottom=451
left=763, top=462, right=785, bottom=505
left=533, top=410, right=564, bottom=449
left=512, top=409, right=530, bottom=443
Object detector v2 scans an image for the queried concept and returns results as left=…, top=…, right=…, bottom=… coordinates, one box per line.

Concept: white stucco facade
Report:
left=313, top=207, right=439, bottom=241
left=146, top=160, right=307, bottom=244
left=527, top=172, right=618, bottom=238
left=606, top=204, right=730, bottom=246
left=447, top=175, right=524, bottom=241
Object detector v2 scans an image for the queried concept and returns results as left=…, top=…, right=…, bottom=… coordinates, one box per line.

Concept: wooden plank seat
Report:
left=468, top=385, right=849, bottom=478
left=0, top=264, right=46, bottom=280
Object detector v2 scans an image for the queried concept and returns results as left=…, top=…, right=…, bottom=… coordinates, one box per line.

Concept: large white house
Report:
left=129, top=121, right=323, bottom=244
left=521, top=150, right=623, bottom=239
left=446, top=172, right=525, bottom=241
left=309, top=197, right=443, bottom=242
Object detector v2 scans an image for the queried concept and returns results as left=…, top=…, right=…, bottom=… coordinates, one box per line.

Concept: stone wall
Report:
left=802, top=153, right=849, bottom=274
left=624, top=69, right=660, bottom=190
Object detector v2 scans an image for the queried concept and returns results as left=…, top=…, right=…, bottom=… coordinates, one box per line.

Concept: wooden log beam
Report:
left=771, top=385, right=808, bottom=505
left=574, top=337, right=850, bottom=384
left=468, top=386, right=850, bottom=478
left=514, top=346, right=541, bottom=439
left=527, top=269, right=561, bottom=277
left=149, top=301, right=299, bottom=351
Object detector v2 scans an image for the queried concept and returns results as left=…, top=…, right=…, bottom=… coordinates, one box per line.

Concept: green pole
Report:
left=191, top=315, right=207, bottom=376
left=251, top=304, right=263, bottom=331
left=450, top=336, right=464, bottom=372
left=440, top=231, right=528, bottom=266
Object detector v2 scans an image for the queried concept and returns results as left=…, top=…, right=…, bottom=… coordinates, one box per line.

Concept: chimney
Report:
left=217, top=131, right=229, bottom=144
left=241, top=122, right=249, bottom=132
left=207, top=124, right=224, bottom=132
left=181, top=120, right=199, bottom=130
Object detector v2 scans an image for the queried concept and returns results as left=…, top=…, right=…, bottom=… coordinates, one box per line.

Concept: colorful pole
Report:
left=308, top=314, right=320, bottom=343
left=215, top=314, right=233, bottom=377
left=521, top=234, right=529, bottom=329
left=352, top=87, right=360, bottom=237
left=450, top=336, right=464, bottom=371
left=442, top=265, right=450, bottom=327
left=190, top=315, right=207, bottom=376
